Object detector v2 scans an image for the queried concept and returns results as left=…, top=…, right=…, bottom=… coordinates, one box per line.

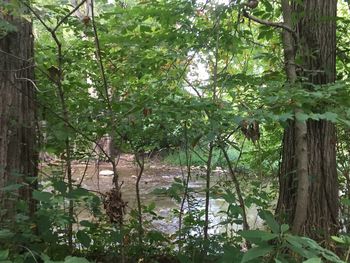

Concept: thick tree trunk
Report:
left=276, top=0, right=338, bottom=240
left=277, top=121, right=338, bottom=238
left=0, top=15, right=37, bottom=221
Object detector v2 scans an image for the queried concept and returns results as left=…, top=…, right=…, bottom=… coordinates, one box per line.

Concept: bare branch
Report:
left=54, top=0, right=88, bottom=32
left=0, top=49, right=33, bottom=62
left=15, top=73, right=41, bottom=92
left=91, top=0, right=110, bottom=107
left=23, top=1, right=88, bottom=34
left=0, top=64, right=35, bottom=72
left=183, top=78, right=203, bottom=98
left=243, top=10, right=296, bottom=38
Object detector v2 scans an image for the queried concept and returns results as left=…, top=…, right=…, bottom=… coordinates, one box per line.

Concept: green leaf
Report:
left=222, top=246, right=243, bottom=262
left=191, top=134, right=202, bottom=147
left=25, top=176, right=37, bottom=184
left=285, top=235, right=303, bottom=248
left=53, top=181, right=67, bottom=194
left=0, top=229, right=15, bottom=239
left=0, top=249, right=9, bottom=260
left=280, top=224, right=289, bottom=233
left=321, top=249, right=344, bottom=262
left=303, top=258, right=321, bottom=263
left=32, top=190, right=52, bottom=202
left=241, top=246, right=274, bottom=263
left=68, top=188, right=89, bottom=199
left=295, top=112, right=308, bottom=122
left=222, top=189, right=236, bottom=203
left=0, top=19, right=17, bottom=37
left=1, top=184, right=23, bottom=192
left=76, top=230, right=91, bottom=248
left=40, top=253, right=59, bottom=263
left=151, top=187, right=167, bottom=195
left=278, top=113, right=293, bottom=122
left=79, top=220, right=94, bottom=228
left=338, top=118, right=350, bottom=127
left=177, top=254, right=192, bottom=263
left=263, top=1, right=273, bottom=12
left=341, top=198, right=350, bottom=206
left=323, top=112, right=338, bottom=122
left=64, top=256, right=90, bottom=263
left=110, top=230, right=122, bottom=243
left=285, top=236, right=318, bottom=259
left=331, top=236, right=345, bottom=244
left=309, top=113, right=321, bottom=120
left=147, top=230, right=168, bottom=242
left=148, top=202, right=156, bottom=211
left=258, top=210, right=280, bottom=234
left=239, top=230, right=278, bottom=243
left=174, top=177, right=183, bottom=184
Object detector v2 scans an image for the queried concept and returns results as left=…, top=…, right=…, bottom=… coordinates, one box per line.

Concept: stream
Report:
left=72, top=155, right=262, bottom=234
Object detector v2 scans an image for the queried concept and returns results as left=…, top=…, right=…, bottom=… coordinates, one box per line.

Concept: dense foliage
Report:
left=1, top=0, right=350, bottom=262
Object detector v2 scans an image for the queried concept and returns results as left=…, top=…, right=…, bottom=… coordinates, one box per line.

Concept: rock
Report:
left=99, top=170, right=114, bottom=176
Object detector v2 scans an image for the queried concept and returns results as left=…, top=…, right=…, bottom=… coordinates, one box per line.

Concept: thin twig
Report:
left=220, top=140, right=250, bottom=232
left=78, top=156, right=92, bottom=187
left=53, top=0, right=88, bottom=32
left=15, top=73, right=41, bottom=92
left=18, top=246, right=39, bottom=263
left=203, top=143, right=213, bottom=242
left=0, top=49, right=33, bottom=62
left=91, top=0, right=110, bottom=107
left=22, top=2, right=52, bottom=33
left=178, top=122, right=192, bottom=252
left=0, top=64, right=35, bottom=72
left=90, top=0, right=121, bottom=190
left=134, top=150, right=145, bottom=247
left=183, top=78, right=203, bottom=98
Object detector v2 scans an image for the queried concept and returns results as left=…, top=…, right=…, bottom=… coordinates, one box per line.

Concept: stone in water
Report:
left=99, top=170, right=114, bottom=176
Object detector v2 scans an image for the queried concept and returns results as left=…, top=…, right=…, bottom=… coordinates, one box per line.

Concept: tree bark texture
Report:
left=280, top=0, right=309, bottom=235
left=0, top=16, right=37, bottom=220
left=276, top=0, right=338, bottom=240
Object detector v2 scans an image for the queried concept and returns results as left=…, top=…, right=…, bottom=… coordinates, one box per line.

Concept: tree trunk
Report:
left=0, top=14, right=37, bottom=221
left=280, top=0, right=309, bottom=235
left=276, top=0, right=338, bottom=240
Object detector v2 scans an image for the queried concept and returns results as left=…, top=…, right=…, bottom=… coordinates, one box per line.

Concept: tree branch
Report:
left=22, top=2, right=52, bottom=33
left=0, top=49, right=33, bottom=62
left=54, top=0, right=88, bottom=32
left=91, top=0, right=110, bottom=108
left=23, top=0, right=88, bottom=34
left=243, top=10, right=297, bottom=39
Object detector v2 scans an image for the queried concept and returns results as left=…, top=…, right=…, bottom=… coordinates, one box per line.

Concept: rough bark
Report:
left=280, top=0, right=309, bottom=235
left=277, top=0, right=338, bottom=240
left=0, top=16, right=37, bottom=220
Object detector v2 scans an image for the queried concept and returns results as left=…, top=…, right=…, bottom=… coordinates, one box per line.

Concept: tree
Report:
left=0, top=5, right=37, bottom=222
left=276, top=0, right=338, bottom=239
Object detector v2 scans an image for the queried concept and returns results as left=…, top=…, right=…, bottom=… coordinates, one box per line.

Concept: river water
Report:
left=72, top=155, right=263, bottom=234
